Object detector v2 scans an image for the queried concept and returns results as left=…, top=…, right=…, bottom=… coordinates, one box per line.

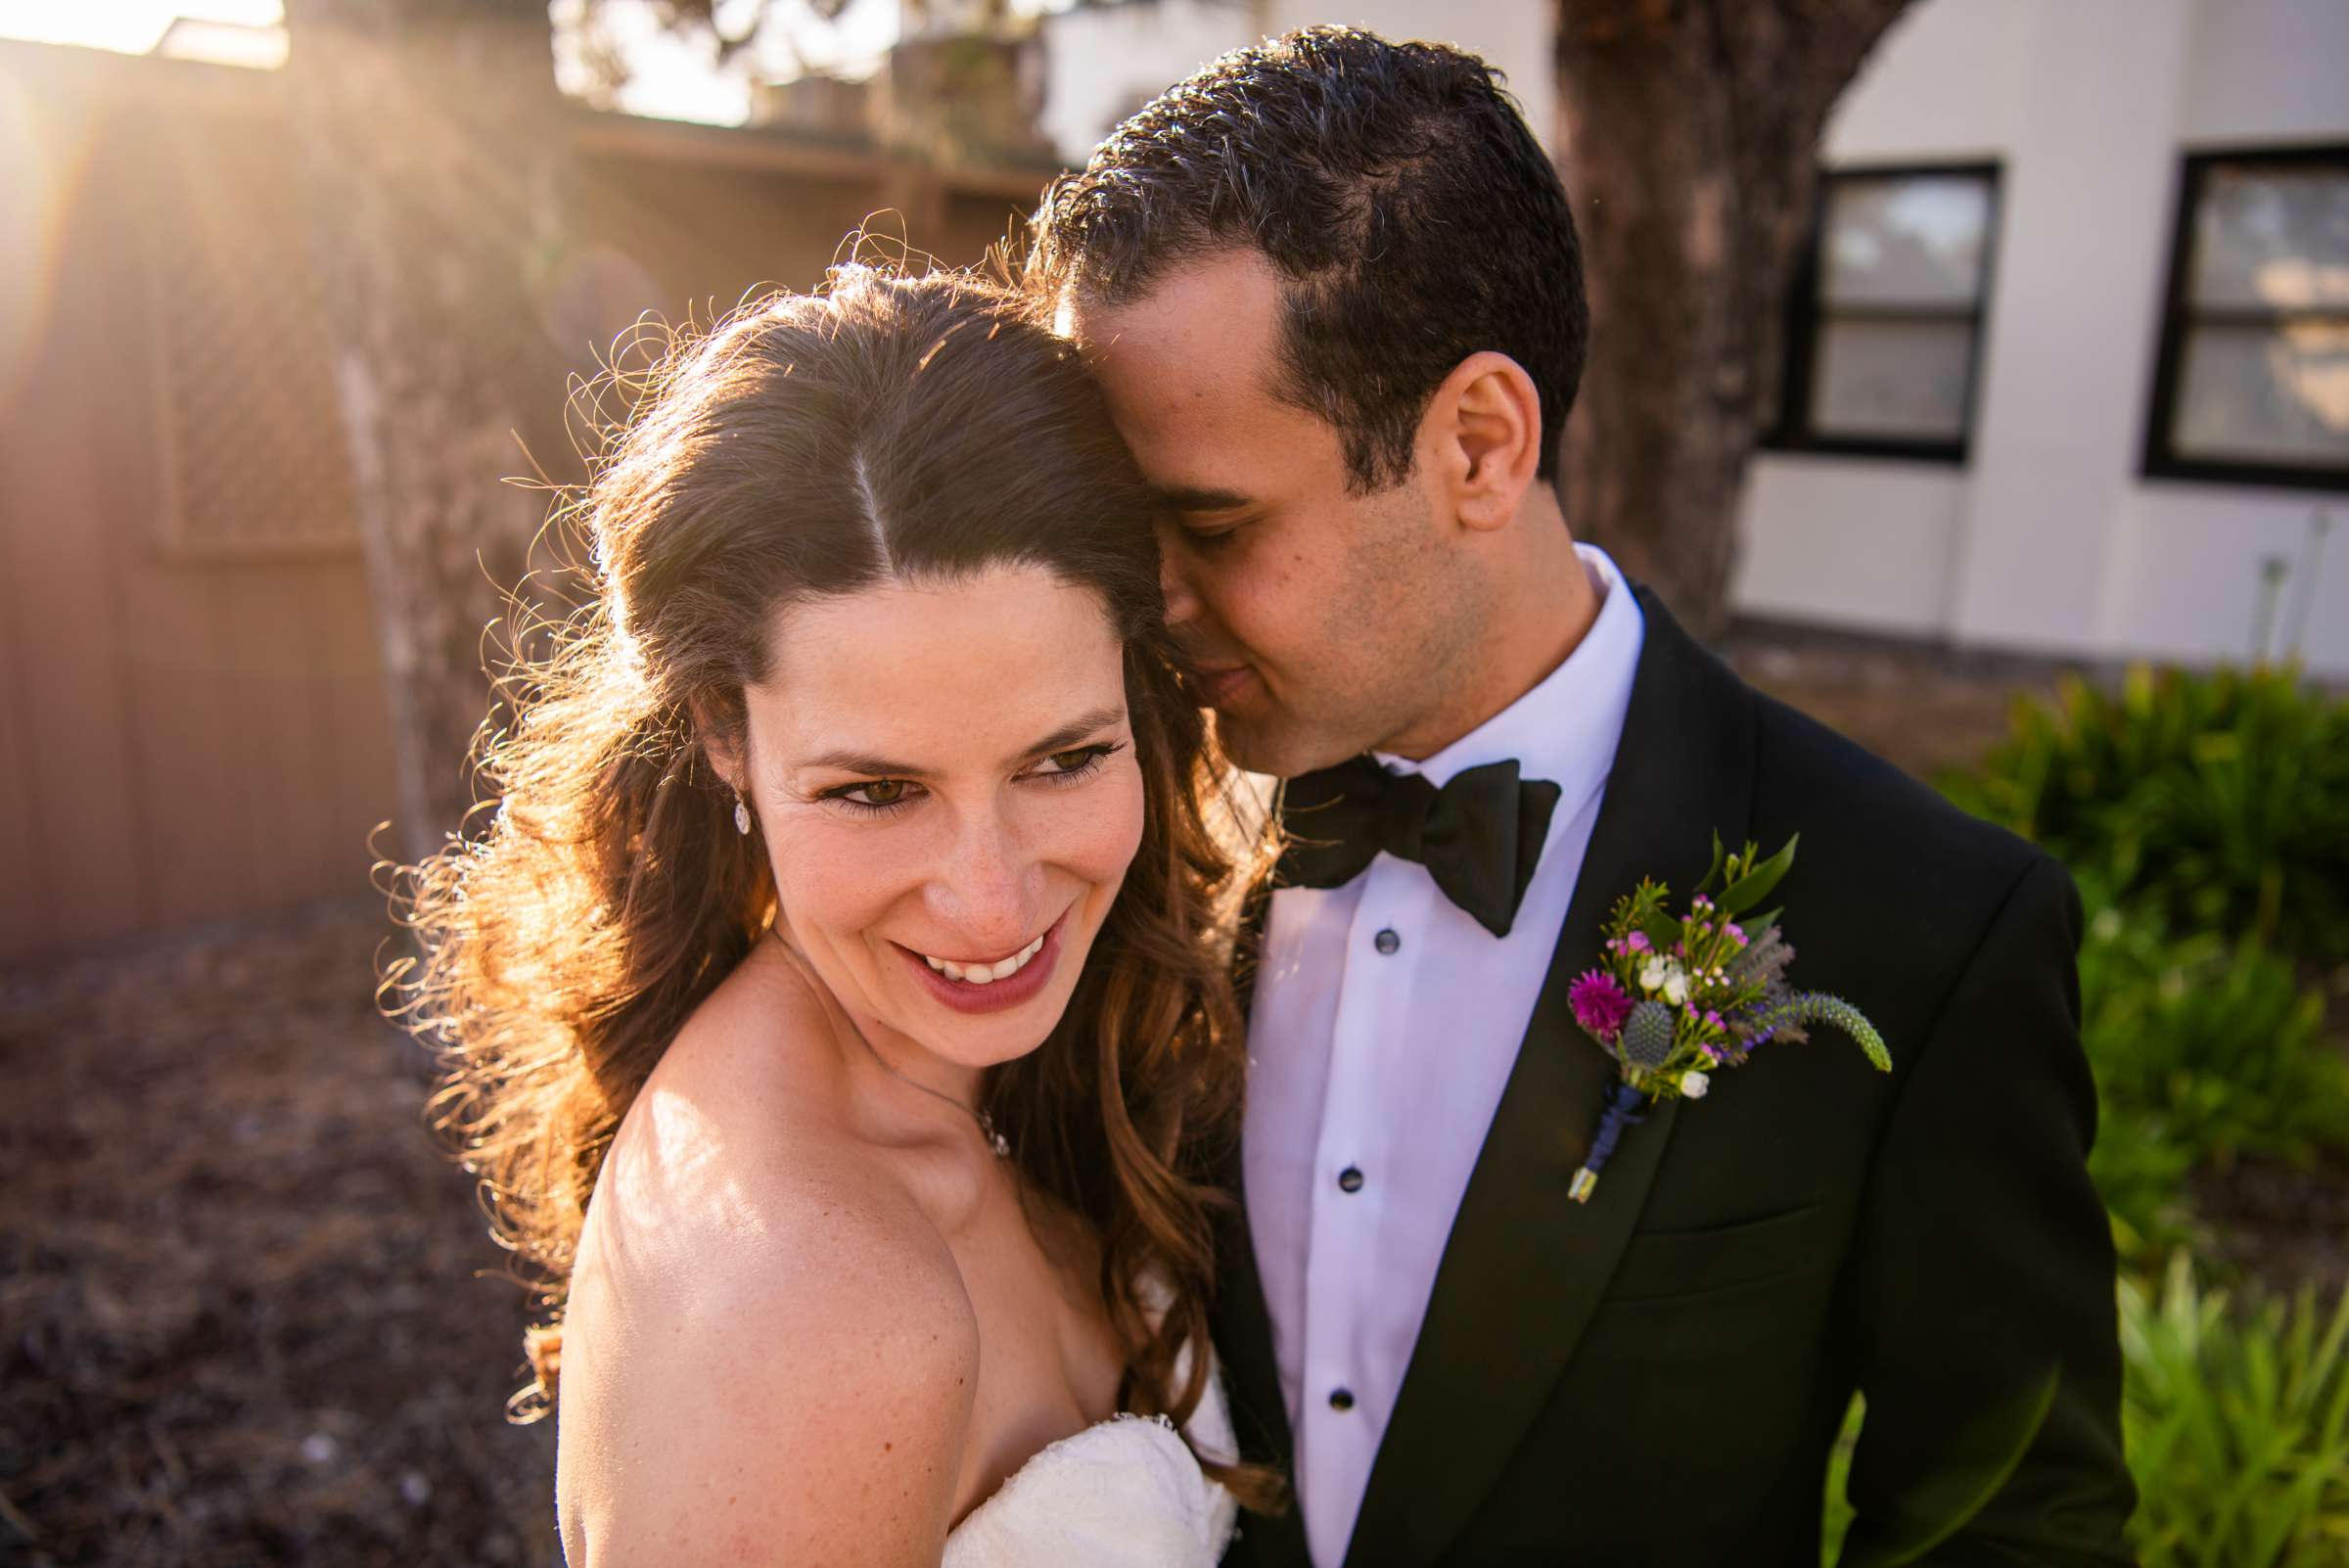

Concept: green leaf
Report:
left=1699, top=830, right=1727, bottom=897
left=1720, top=833, right=1799, bottom=917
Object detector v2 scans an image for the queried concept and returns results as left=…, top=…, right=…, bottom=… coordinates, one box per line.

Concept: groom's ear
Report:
left=1425, top=350, right=1543, bottom=534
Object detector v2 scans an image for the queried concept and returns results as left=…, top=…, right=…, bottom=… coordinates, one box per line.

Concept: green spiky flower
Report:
left=1756, top=992, right=1892, bottom=1072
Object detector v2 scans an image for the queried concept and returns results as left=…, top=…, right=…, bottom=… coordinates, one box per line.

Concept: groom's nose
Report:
left=1159, top=546, right=1204, bottom=629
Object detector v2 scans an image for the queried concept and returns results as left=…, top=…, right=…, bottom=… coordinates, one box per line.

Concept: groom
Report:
left=1028, top=25, right=2136, bottom=1568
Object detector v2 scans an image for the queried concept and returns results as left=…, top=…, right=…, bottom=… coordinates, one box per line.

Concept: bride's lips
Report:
left=895, top=907, right=1071, bottom=1016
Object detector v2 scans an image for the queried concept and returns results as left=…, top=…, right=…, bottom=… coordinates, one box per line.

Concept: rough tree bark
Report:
left=1554, top=0, right=1914, bottom=637
left=284, top=0, right=581, bottom=864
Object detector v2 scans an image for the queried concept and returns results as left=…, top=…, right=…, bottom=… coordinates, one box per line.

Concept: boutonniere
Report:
left=1565, top=833, right=1890, bottom=1203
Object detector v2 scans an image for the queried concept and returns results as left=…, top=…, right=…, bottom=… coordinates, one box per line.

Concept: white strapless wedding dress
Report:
left=941, top=1345, right=1241, bottom=1567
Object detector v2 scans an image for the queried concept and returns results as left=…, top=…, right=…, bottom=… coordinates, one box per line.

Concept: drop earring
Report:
left=732, top=786, right=752, bottom=837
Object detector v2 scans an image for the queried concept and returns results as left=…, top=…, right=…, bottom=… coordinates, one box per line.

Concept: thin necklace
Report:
left=769, top=931, right=1011, bottom=1159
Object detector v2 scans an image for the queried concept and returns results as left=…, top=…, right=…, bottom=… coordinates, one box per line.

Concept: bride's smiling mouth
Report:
left=893, top=906, right=1074, bottom=1015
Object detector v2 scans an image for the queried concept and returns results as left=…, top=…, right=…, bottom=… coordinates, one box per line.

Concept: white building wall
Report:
left=1735, top=0, right=2349, bottom=674
left=1036, top=0, right=1557, bottom=169
left=1255, top=0, right=1556, bottom=149
left=1035, top=0, right=1256, bottom=169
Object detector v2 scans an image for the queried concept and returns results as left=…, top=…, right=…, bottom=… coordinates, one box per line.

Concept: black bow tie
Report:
left=1276, top=755, right=1562, bottom=938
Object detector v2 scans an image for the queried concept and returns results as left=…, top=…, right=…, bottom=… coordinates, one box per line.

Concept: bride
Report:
left=391, top=266, right=1279, bottom=1562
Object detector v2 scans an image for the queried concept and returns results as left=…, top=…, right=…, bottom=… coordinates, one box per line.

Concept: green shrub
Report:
left=1946, top=665, right=2349, bottom=965
left=2069, top=880, right=2349, bottom=1264
left=2090, top=1100, right=2203, bottom=1265
left=2078, top=886, right=2349, bottom=1175
left=2121, top=1254, right=2349, bottom=1566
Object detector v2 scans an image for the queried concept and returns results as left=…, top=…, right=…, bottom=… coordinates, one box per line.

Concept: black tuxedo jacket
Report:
left=1213, top=585, right=2136, bottom=1568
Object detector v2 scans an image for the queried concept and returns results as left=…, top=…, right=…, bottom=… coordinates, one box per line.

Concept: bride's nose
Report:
left=926, top=807, right=1040, bottom=951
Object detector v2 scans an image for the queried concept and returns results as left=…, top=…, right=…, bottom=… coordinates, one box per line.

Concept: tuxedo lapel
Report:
left=1215, top=871, right=1315, bottom=1567
left=1211, top=1138, right=1315, bottom=1567
left=1337, top=586, right=1757, bottom=1568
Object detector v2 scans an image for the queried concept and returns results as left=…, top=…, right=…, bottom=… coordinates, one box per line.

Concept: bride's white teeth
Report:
left=922, top=930, right=1048, bottom=984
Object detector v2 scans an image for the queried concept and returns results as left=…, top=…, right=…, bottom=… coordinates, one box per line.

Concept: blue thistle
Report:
left=1619, top=1000, right=1677, bottom=1072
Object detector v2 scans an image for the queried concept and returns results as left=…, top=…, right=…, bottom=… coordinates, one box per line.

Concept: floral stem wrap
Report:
left=1568, top=1080, right=1651, bottom=1204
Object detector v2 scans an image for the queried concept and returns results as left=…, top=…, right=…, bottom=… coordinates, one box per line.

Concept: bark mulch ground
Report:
left=0, top=625, right=2337, bottom=1564
left=0, top=900, right=558, bottom=1568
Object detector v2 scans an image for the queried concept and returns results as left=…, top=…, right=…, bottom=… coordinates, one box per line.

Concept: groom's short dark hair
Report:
left=1026, top=24, right=1588, bottom=494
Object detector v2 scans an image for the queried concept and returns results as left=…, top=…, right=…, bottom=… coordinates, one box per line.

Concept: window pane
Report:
left=1820, top=173, right=1993, bottom=308
left=2189, top=163, right=2349, bottom=311
left=1809, top=318, right=1975, bottom=440
left=2172, top=321, right=2349, bottom=467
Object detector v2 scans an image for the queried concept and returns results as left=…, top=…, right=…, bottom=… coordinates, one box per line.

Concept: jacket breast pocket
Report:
left=1601, top=1203, right=1834, bottom=1306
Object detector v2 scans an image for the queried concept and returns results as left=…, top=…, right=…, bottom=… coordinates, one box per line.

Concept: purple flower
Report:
left=1726, top=923, right=1748, bottom=946
left=1571, top=970, right=1635, bottom=1040
left=1625, top=932, right=1652, bottom=953
left=1704, top=1010, right=1725, bottom=1032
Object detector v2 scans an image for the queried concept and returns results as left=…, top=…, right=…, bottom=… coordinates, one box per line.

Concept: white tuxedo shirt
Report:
left=1242, top=543, right=1645, bottom=1566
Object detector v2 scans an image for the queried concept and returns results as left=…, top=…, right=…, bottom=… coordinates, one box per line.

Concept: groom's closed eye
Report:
left=1176, top=519, right=1251, bottom=551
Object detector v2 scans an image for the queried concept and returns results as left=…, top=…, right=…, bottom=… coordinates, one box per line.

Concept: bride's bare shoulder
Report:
left=558, top=948, right=978, bottom=1565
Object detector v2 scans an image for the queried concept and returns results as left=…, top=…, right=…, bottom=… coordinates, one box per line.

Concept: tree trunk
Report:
left=284, top=0, right=581, bottom=863
left=1553, top=0, right=1912, bottom=637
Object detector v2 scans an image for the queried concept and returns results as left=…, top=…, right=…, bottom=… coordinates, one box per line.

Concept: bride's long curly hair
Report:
left=382, top=265, right=1276, bottom=1504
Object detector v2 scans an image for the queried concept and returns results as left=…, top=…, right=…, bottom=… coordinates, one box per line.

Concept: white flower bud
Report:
left=1681, top=1070, right=1711, bottom=1099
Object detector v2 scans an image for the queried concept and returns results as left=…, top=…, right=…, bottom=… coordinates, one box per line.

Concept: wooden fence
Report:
left=0, top=40, right=1048, bottom=967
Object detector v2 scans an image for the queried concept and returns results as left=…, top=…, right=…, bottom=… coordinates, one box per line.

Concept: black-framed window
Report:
left=1766, top=162, right=2001, bottom=462
left=2143, top=145, right=2349, bottom=491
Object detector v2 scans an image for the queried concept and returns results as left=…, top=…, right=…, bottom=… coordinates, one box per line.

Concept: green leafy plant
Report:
left=1945, top=665, right=2349, bottom=965
left=2091, top=1099, right=2203, bottom=1267
left=2121, top=1254, right=2349, bottom=1566
left=1821, top=1393, right=1863, bottom=1565
left=2077, top=884, right=2349, bottom=1182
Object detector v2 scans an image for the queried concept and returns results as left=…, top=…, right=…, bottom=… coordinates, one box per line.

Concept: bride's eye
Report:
left=1033, top=743, right=1123, bottom=784
left=821, top=777, right=921, bottom=813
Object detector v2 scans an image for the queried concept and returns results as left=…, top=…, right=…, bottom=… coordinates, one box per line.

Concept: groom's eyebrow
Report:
left=1154, top=484, right=1254, bottom=514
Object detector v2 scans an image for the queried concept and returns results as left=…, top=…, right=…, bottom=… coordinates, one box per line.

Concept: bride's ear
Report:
left=686, top=689, right=747, bottom=794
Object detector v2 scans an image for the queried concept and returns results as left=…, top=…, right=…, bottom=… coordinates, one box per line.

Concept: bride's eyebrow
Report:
left=1013, top=705, right=1129, bottom=763
left=795, top=706, right=1128, bottom=778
